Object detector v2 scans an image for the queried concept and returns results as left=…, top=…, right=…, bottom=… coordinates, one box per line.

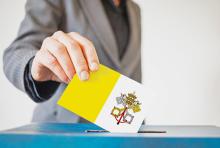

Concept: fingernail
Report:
left=90, top=62, right=99, bottom=71
left=79, top=71, right=89, bottom=81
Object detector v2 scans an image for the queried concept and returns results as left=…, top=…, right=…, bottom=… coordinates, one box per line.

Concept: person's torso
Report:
left=33, top=0, right=141, bottom=123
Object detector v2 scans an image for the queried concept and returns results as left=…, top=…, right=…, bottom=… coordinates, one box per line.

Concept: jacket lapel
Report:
left=79, top=0, right=120, bottom=67
left=121, top=0, right=141, bottom=76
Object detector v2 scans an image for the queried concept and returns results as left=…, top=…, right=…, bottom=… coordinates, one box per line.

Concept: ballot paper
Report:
left=57, top=64, right=147, bottom=133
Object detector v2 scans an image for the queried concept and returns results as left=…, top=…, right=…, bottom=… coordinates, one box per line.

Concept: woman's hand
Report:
left=31, top=31, right=99, bottom=83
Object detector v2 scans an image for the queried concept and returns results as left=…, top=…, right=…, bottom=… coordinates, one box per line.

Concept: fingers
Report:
left=68, top=32, right=99, bottom=71
left=35, top=30, right=99, bottom=83
left=42, top=37, right=75, bottom=81
left=36, top=49, right=70, bottom=84
left=53, top=31, right=89, bottom=81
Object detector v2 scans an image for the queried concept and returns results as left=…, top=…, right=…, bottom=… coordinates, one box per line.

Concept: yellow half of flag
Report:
left=57, top=65, right=120, bottom=122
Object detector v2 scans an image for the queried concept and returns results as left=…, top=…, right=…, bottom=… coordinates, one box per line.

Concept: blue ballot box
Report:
left=0, top=123, right=220, bottom=148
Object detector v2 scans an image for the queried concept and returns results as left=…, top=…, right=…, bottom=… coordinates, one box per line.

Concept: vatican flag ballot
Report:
left=57, top=64, right=147, bottom=133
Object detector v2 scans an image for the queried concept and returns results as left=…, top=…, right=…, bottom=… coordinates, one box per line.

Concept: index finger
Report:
left=68, top=32, right=99, bottom=71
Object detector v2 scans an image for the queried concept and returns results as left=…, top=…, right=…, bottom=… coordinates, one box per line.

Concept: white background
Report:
left=0, top=0, right=219, bottom=130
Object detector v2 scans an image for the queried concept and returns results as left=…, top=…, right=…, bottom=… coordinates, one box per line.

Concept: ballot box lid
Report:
left=0, top=123, right=220, bottom=148
left=1, top=123, right=220, bottom=137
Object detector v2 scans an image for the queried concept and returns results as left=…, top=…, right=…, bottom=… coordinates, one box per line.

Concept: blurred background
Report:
left=0, top=0, right=219, bottom=130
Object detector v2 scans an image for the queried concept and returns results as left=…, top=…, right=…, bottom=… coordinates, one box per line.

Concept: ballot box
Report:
left=0, top=123, right=220, bottom=148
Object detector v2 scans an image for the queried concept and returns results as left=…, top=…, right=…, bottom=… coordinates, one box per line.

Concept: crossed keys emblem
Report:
left=110, top=92, right=141, bottom=125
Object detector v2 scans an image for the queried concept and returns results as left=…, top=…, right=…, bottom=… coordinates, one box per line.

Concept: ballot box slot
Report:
left=138, top=130, right=166, bottom=133
left=85, top=130, right=166, bottom=133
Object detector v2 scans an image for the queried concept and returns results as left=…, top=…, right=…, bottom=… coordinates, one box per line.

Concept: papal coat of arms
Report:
left=110, top=92, right=141, bottom=125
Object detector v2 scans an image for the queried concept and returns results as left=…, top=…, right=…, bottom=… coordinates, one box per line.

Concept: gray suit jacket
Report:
left=3, top=0, right=141, bottom=123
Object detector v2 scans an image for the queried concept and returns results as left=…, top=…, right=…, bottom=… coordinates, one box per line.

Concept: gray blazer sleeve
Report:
left=3, top=0, right=63, bottom=93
